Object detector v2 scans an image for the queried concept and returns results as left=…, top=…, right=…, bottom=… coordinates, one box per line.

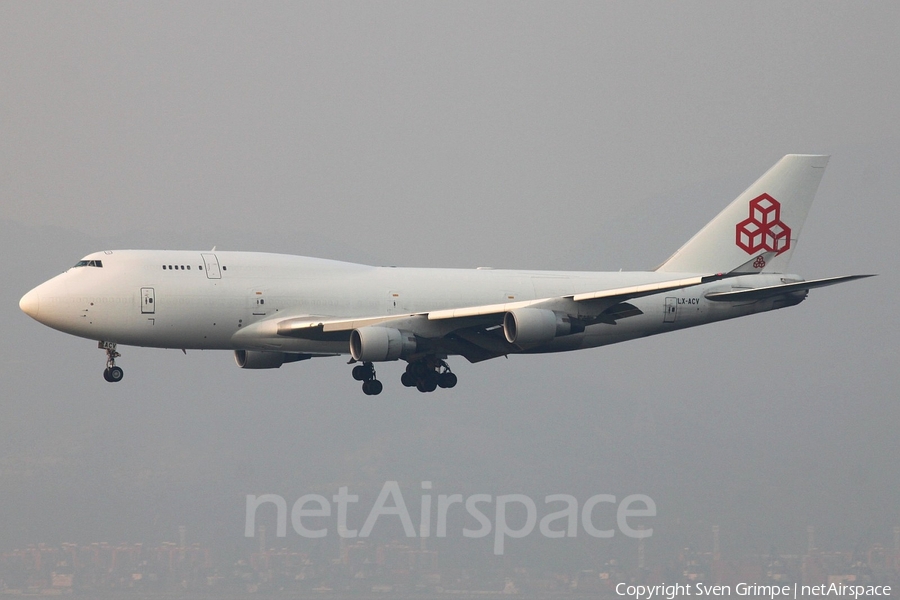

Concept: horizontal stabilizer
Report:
left=705, top=274, right=874, bottom=302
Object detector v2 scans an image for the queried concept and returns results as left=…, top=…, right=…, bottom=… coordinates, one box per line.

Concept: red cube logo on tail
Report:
left=736, top=194, right=791, bottom=254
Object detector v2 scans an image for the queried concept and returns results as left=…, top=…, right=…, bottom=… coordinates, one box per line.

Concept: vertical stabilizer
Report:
left=656, top=155, right=829, bottom=274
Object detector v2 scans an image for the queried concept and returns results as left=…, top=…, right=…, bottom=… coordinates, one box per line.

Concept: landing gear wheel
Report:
left=107, top=366, right=124, bottom=383
left=424, top=371, right=439, bottom=390
left=400, top=372, right=416, bottom=387
left=362, top=379, right=383, bottom=396
left=415, top=371, right=438, bottom=393
left=352, top=365, right=371, bottom=381
left=438, top=372, right=457, bottom=388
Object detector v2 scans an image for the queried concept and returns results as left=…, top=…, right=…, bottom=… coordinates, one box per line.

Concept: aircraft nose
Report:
left=19, top=287, right=41, bottom=320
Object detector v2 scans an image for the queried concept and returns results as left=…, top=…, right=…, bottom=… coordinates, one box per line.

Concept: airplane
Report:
left=19, top=154, right=871, bottom=395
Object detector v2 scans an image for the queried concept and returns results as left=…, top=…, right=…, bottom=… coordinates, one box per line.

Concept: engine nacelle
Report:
left=234, top=350, right=308, bottom=369
left=349, top=327, right=416, bottom=362
left=503, top=308, right=573, bottom=345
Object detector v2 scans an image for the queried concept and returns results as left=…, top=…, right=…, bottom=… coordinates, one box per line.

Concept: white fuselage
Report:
left=20, top=250, right=801, bottom=358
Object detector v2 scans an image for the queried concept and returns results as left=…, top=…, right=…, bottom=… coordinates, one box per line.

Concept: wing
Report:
left=234, top=273, right=724, bottom=363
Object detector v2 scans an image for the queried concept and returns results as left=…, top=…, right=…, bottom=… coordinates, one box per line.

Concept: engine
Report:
left=234, top=350, right=309, bottom=369
left=503, top=308, right=574, bottom=345
left=349, top=327, right=417, bottom=362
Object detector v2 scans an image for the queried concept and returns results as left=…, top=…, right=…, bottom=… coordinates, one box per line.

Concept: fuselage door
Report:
left=202, top=253, right=222, bottom=279
left=141, top=287, right=156, bottom=314
left=251, top=290, right=267, bottom=316
left=664, top=297, right=677, bottom=323
left=387, top=290, right=405, bottom=314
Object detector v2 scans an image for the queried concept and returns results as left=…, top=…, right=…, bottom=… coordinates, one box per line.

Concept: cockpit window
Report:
left=74, top=260, right=103, bottom=268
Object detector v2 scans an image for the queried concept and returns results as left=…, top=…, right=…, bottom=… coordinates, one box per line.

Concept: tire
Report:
left=369, top=380, right=383, bottom=395
left=352, top=365, right=368, bottom=381
left=400, top=372, right=416, bottom=387
left=103, top=368, right=112, bottom=382
left=424, top=371, right=439, bottom=390
left=438, top=372, right=457, bottom=389
left=108, top=366, right=124, bottom=382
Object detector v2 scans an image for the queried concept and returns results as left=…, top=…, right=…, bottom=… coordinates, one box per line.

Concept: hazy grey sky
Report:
left=1, top=2, right=897, bottom=564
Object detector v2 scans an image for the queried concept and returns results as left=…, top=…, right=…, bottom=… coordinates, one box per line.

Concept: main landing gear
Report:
left=99, top=341, right=124, bottom=383
left=401, top=357, right=457, bottom=393
left=350, top=357, right=458, bottom=395
left=352, top=361, right=383, bottom=396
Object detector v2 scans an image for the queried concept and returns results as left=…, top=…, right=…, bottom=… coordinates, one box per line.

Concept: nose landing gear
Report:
left=99, top=341, right=124, bottom=383
left=351, top=361, right=383, bottom=395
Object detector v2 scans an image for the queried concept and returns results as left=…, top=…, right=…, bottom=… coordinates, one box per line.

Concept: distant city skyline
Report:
left=3, top=522, right=898, bottom=596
